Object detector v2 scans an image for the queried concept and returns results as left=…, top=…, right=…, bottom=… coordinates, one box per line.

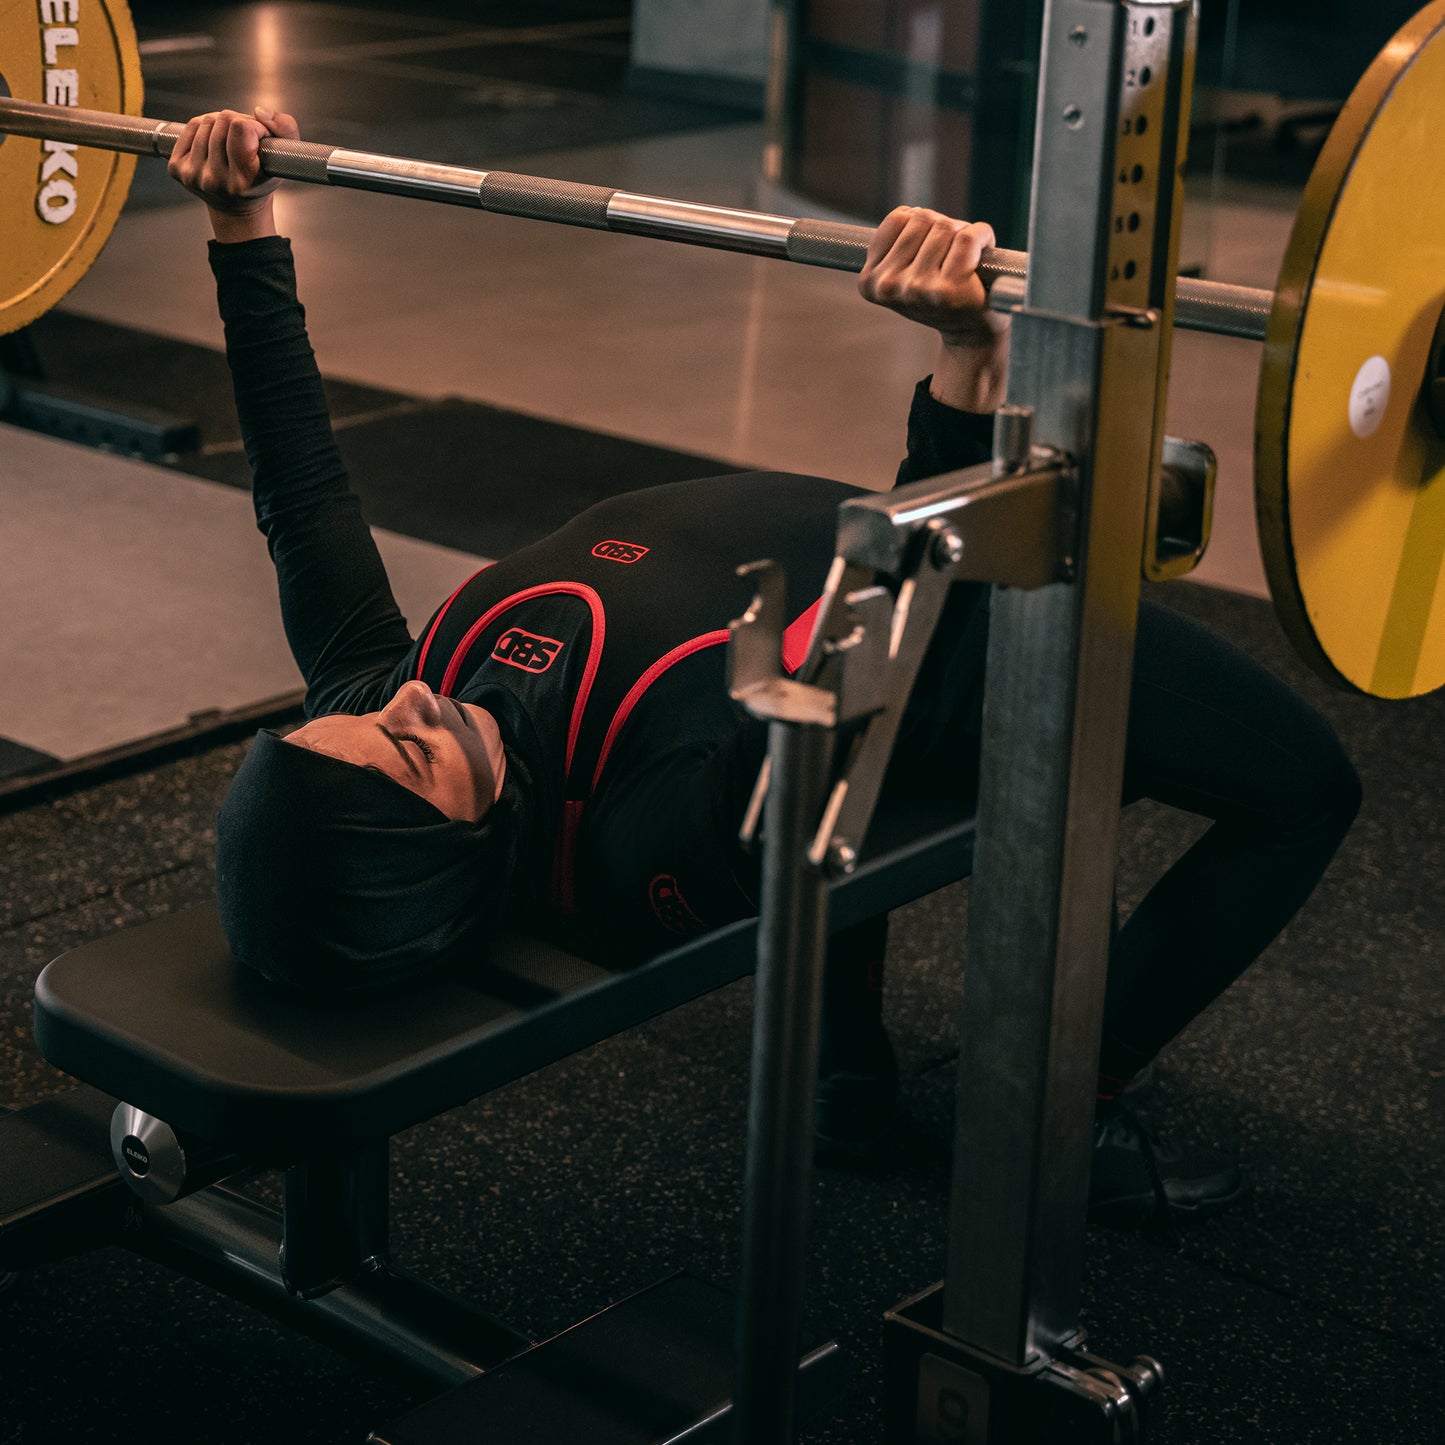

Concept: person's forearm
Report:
left=928, top=330, right=1011, bottom=414
left=210, top=236, right=342, bottom=520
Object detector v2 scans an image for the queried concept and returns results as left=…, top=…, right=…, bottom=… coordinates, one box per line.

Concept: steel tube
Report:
left=132, top=1184, right=528, bottom=1394
left=607, top=192, right=795, bottom=257
left=941, top=0, right=1193, bottom=1367
left=731, top=719, right=835, bottom=1445
left=0, top=95, right=1273, bottom=339
left=326, top=149, right=486, bottom=205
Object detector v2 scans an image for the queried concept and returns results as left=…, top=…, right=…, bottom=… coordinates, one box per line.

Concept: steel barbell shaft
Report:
left=0, top=96, right=1272, bottom=341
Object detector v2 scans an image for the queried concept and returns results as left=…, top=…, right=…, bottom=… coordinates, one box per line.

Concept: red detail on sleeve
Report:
left=491, top=628, right=564, bottom=672
left=586, top=596, right=828, bottom=796
left=590, top=630, right=730, bottom=792
left=591, top=540, right=650, bottom=563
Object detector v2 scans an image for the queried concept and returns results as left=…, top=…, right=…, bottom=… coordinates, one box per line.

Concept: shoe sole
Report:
left=1089, top=1176, right=1244, bottom=1226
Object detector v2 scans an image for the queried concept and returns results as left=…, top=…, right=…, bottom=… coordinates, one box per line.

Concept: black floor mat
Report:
left=185, top=396, right=743, bottom=557
left=0, top=739, right=59, bottom=784
left=0, top=578, right=1439, bottom=1443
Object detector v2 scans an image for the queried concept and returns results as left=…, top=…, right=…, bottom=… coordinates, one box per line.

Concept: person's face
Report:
left=284, top=681, right=506, bottom=822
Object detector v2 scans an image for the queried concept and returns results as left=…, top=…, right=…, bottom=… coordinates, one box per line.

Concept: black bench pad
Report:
left=34, top=804, right=974, bottom=1155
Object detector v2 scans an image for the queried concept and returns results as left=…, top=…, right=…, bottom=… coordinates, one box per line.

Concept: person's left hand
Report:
left=859, top=206, right=1011, bottom=413
left=859, top=207, right=1008, bottom=345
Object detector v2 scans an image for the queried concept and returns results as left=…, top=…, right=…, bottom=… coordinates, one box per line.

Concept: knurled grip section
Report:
left=478, top=172, right=616, bottom=228
left=256, top=137, right=338, bottom=184
left=785, top=218, right=874, bottom=272
left=0, top=99, right=160, bottom=154
left=1175, top=279, right=1272, bottom=342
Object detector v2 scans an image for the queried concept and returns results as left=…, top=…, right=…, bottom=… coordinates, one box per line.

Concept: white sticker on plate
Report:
left=1348, top=355, right=1390, bottom=439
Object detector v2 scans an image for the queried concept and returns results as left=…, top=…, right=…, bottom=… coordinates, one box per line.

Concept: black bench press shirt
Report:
left=211, top=237, right=995, bottom=955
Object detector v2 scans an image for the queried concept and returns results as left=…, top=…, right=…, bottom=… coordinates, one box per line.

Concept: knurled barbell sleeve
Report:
left=1173, top=278, right=1274, bottom=340
left=246, top=134, right=338, bottom=185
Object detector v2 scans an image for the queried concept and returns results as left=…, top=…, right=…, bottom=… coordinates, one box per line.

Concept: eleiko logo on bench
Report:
left=492, top=628, right=564, bottom=673
left=591, top=540, right=649, bottom=564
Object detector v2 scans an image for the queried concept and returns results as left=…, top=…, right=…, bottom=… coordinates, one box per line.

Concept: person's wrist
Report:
left=208, top=199, right=277, bottom=244
left=930, top=329, right=1011, bottom=413
left=935, top=314, right=1010, bottom=356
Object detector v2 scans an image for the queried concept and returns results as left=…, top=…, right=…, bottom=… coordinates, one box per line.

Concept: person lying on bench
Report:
left=169, top=107, right=1362, bottom=1226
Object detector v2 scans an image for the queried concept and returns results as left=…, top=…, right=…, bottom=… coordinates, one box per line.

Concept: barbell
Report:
left=1, top=0, right=1442, bottom=698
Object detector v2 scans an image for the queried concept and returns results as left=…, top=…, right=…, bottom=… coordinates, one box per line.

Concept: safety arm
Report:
left=731, top=407, right=1074, bottom=875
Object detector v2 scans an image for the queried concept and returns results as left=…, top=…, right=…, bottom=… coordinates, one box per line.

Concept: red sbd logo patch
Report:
left=492, top=628, right=563, bottom=673
left=649, top=874, right=705, bottom=936
left=591, top=540, right=650, bottom=564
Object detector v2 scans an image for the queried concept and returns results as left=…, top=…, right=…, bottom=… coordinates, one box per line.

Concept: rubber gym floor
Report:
left=1, top=3, right=1441, bottom=1442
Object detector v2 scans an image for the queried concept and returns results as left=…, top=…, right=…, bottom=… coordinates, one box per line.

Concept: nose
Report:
left=381, top=679, right=442, bottom=729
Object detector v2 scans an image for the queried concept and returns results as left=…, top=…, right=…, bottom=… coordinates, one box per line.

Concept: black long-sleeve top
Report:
left=212, top=236, right=995, bottom=954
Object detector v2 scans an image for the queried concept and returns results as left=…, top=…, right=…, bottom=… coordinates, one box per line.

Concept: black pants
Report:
left=1101, top=601, right=1360, bottom=1068
left=825, top=599, right=1362, bottom=1078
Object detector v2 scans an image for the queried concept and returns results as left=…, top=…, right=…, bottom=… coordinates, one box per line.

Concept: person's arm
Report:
left=860, top=207, right=1010, bottom=485
left=169, top=109, right=413, bottom=716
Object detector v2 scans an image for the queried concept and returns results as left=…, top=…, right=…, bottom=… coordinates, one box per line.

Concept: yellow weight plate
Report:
left=1257, top=1, right=1445, bottom=699
left=0, top=0, right=141, bottom=334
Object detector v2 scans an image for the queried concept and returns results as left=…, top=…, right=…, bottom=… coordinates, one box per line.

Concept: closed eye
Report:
left=397, top=732, right=436, bottom=764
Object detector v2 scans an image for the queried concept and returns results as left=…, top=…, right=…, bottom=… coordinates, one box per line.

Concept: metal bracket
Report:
left=729, top=452, right=1071, bottom=872
left=833, top=446, right=1073, bottom=589
left=1145, top=435, right=1216, bottom=580
left=728, top=558, right=830, bottom=724
left=886, top=1280, right=1164, bottom=1443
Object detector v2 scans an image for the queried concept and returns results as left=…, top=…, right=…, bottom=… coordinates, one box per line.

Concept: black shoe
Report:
left=1089, top=1100, right=1242, bottom=1226
left=814, top=1031, right=899, bottom=1171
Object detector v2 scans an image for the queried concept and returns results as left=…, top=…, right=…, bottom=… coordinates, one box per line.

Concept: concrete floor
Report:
left=0, top=426, right=479, bottom=762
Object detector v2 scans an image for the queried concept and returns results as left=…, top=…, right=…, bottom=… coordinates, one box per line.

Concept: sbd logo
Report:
left=648, top=874, right=705, bottom=935
left=492, top=628, right=563, bottom=673
left=592, top=540, right=649, bottom=564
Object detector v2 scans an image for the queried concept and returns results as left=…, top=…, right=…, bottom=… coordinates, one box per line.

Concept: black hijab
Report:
left=214, top=728, right=522, bottom=992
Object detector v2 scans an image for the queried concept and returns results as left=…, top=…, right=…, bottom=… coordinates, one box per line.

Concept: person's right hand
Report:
left=167, top=106, right=301, bottom=243
left=859, top=207, right=1002, bottom=343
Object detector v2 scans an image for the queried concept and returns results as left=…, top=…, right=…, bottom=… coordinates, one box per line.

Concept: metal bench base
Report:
left=369, top=1273, right=844, bottom=1445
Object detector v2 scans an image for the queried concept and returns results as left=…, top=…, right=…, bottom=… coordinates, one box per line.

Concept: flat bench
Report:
left=33, top=797, right=975, bottom=1156
left=4, top=797, right=974, bottom=1441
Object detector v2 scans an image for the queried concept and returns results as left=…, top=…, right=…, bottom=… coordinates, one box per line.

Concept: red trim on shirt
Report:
left=415, top=564, right=491, bottom=681
left=586, top=597, right=823, bottom=795
left=438, top=582, right=605, bottom=776
left=589, top=630, right=730, bottom=793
